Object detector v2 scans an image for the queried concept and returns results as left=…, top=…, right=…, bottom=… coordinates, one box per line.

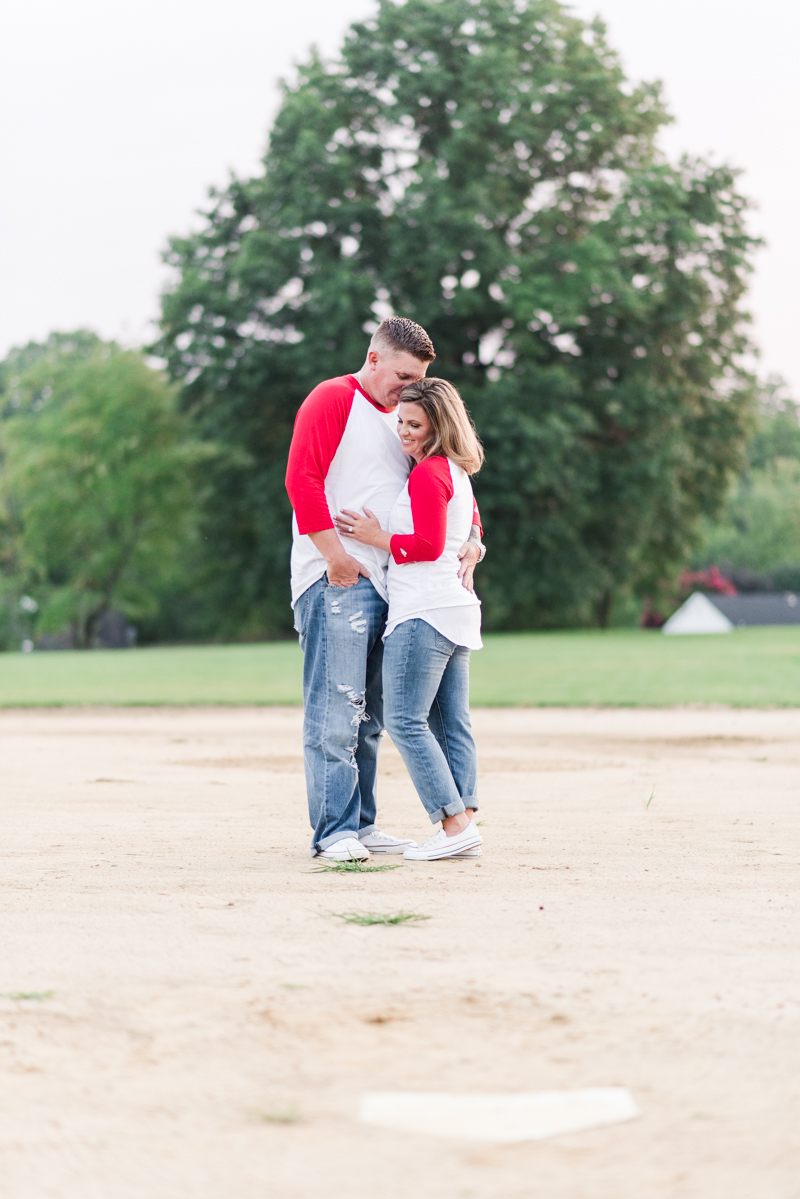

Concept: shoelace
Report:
left=417, top=831, right=446, bottom=850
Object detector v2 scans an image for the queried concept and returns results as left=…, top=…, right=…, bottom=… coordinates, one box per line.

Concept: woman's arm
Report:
left=333, top=508, right=392, bottom=553
left=388, top=456, right=452, bottom=563
left=334, top=457, right=451, bottom=561
left=336, top=457, right=479, bottom=590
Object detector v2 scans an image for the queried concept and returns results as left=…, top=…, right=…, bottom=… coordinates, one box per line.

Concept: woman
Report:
left=334, top=378, right=484, bottom=861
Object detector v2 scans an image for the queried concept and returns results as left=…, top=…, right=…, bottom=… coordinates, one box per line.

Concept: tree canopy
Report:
left=693, top=378, right=800, bottom=592
left=157, top=0, right=757, bottom=632
left=0, top=338, right=203, bottom=647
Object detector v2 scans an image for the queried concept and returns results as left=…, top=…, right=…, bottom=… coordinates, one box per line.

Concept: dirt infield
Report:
left=1, top=705, right=798, bottom=1198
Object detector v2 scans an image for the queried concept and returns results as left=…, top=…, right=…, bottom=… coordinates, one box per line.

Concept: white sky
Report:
left=2, top=0, right=798, bottom=391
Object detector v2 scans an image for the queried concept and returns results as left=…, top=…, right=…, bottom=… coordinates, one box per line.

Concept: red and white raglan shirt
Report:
left=286, top=374, right=407, bottom=605
left=285, top=374, right=482, bottom=611
left=385, top=455, right=483, bottom=651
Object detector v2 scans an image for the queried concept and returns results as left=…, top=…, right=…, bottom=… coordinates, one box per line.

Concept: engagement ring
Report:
left=349, top=525, right=354, bottom=533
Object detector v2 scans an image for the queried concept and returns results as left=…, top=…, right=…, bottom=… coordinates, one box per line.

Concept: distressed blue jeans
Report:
left=294, top=574, right=387, bottom=854
left=382, top=618, right=479, bottom=824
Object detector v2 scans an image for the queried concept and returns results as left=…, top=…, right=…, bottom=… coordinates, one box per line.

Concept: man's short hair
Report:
left=370, top=317, right=436, bottom=363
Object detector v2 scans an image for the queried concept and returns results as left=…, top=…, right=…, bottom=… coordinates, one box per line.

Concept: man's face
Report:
left=363, top=349, right=430, bottom=409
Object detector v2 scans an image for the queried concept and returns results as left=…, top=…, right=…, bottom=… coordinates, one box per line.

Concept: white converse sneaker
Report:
left=359, top=829, right=418, bottom=854
left=403, top=821, right=482, bottom=861
left=318, top=837, right=370, bottom=862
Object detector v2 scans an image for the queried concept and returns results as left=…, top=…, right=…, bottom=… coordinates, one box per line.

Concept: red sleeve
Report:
left=285, top=377, right=355, bottom=535
left=390, top=456, right=453, bottom=564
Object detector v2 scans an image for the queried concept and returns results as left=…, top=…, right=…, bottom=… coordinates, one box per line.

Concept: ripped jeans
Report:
left=293, top=574, right=387, bottom=854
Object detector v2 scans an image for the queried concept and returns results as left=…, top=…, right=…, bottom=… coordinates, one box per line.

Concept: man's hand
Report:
left=309, top=528, right=370, bottom=589
left=327, top=554, right=370, bottom=588
left=457, top=541, right=481, bottom=593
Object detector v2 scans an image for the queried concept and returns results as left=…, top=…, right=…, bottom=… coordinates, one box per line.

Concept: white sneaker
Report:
left=359, top=829, right=418, bottom=854
left=403, top=822, right=482, bottom=861
left=318, top=837, right=370, bottom=862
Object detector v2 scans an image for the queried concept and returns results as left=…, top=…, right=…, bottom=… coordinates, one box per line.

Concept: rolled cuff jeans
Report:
left=382, top=618, right=479, bottom=824
left=293, top=574, right=387, bottom=854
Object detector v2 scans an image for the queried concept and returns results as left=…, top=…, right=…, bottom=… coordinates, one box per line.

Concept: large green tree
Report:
left=0, top=337, right=205, bottom=647
left=157, top=0, right=756, bottom=632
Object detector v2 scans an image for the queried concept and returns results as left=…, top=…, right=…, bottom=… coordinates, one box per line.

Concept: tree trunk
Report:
left=596, top=589, right=612, bottom=629
left=82, top=606, right=108, bottom=649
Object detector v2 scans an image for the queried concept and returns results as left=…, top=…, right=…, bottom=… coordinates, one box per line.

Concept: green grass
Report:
left=253, top=1106, right=301, bottom=1125
left=2, top=990, right=54, bottom=1001
left=328, top=910, right=430, bottom=926
left=309, top=860, right=404, bottom=874
left=0, top=641, right=303, bottom=706
left=3, top=626, right=800, bottom=706
left=468, top=626, right=800, bottom=706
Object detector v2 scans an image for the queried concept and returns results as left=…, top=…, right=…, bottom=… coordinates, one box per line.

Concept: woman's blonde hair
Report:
left=399, top=378, right=484, bottom=475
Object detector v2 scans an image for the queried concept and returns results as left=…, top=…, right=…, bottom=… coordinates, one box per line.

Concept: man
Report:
left=285, top=317, right=484, bottom=859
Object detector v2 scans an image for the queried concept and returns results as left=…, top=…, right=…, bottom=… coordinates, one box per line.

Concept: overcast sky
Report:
left=2, top=0, right=798, bottom=390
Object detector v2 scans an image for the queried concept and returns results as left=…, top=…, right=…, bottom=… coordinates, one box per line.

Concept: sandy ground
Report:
left=1, top=704, right=799, bottom=1199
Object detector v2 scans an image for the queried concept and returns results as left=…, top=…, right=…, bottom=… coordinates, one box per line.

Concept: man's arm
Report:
left=468, top=524, right=486, bottom=552
left=286, top=379, right=370, bottom=587
left=457, top=495, right=486, bottom=588
left=285, top=379, right=352, bottom=534
left=309, top=529, right=370, bottom=588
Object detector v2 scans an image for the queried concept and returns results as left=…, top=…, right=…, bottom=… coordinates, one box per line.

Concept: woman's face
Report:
left=397, top=401, right=432, bottom=461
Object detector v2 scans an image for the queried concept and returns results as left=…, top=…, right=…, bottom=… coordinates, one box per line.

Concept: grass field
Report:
left=3, top=626, right=800, bottom=706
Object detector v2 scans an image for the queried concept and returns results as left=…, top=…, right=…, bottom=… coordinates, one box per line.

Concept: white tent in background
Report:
left=662, top=592, right=734, bottom=635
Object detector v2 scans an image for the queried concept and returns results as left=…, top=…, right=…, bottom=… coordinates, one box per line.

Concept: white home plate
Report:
left=359, top=1088, right=639, bottom=1143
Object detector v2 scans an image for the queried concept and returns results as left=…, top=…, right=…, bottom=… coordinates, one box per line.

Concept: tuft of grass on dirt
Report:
left=329, top=910, right=430, bottom=926
left=3, top=990, right=54, bottom=1000
left=309, top=859, right=404, bottom=874
left=645, top=789, right=655, bottom=809
left=254, top=1105, right=301, bottom=1125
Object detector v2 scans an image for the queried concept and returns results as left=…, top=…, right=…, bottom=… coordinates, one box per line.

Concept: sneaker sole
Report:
left=319, top=849, right=370, bottom=862
left=363, top=845, right=414, bottom=854
left=404, top=837, right=482, bottom=862
left=451, top=847, right=482, bottom=858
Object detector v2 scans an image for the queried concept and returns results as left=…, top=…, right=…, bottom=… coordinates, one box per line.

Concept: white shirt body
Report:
left=290, top=391, right=410, bottom=606
left=384, top=459, right=482, bottom=650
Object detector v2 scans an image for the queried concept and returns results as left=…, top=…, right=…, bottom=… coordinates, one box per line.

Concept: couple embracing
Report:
left=286, top=317, right=486, bottom=862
